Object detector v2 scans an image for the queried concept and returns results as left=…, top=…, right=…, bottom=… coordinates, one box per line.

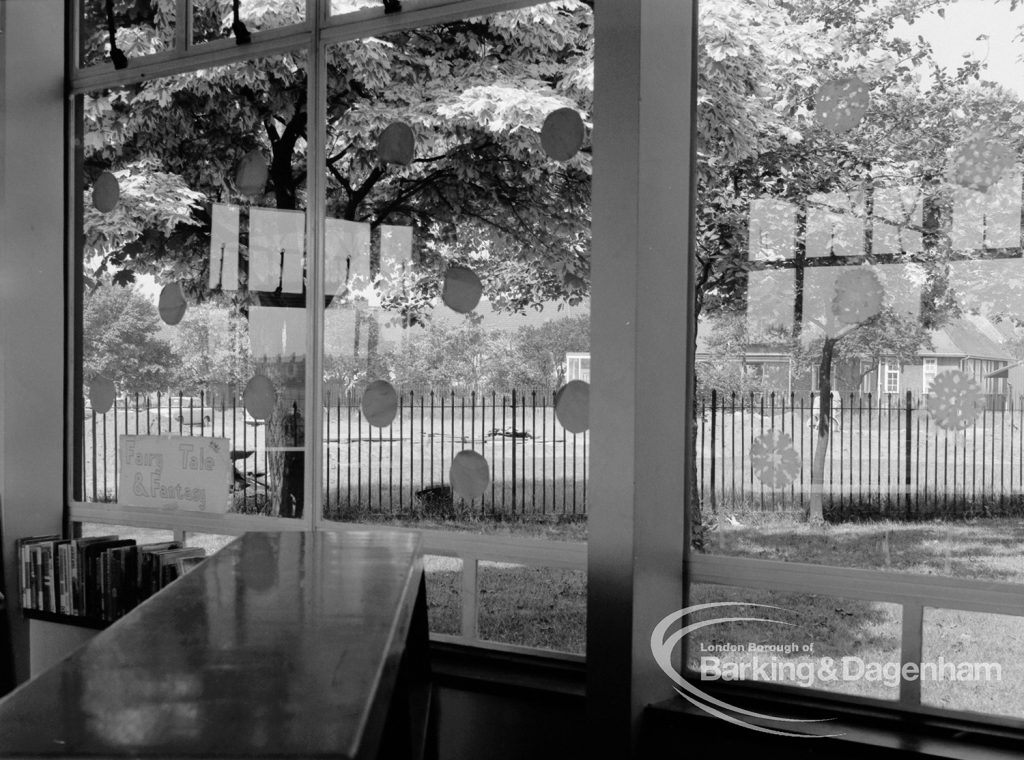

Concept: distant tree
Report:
left=488, top=313, right=590, bottom=389
left=82, top=282, right=176, bottom=393
left=387, top=319, right=493, bottom=392
left=168, top=302, right=252, bottom=392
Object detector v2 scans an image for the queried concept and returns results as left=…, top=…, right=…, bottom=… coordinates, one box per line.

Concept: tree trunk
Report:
left=808, top=336, right=837, bottom=523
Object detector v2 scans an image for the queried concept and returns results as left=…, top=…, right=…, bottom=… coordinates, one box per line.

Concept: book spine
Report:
left=70, top=541, right=80, bottom=616
left=42, top=544, right=54, bottom=613
left=30, top=546, right=42, bottom=610
left=57, top=544, right=68, bottom=615
left=19, top=543, right=29, bottom=609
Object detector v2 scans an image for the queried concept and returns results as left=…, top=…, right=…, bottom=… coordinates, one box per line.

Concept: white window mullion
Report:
left=306, top=21, right=327, bottom=532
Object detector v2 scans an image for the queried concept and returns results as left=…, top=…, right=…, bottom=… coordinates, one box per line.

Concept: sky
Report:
left=893, top=0, right=1024, bottom=97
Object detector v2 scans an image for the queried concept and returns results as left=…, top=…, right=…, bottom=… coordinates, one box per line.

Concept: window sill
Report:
left=644, top=693, right=1024, bottom=759
left=428, top=640, right=586, bottom=699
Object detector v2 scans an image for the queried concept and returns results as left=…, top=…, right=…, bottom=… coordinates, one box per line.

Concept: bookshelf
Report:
left=16, top=534, right=206, bottom=625
left=0, top=530, right=433, bottom=760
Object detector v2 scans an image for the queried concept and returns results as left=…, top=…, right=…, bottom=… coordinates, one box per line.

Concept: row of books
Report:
left=16, top=535, right=206, bottom=622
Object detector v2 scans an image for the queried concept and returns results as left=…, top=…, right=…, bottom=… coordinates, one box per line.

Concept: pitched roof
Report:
left=924, top=315, right=1012, bottom=361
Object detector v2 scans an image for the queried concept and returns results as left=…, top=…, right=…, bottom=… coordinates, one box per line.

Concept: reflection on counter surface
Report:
left=0, top=531, right=430, bottom=759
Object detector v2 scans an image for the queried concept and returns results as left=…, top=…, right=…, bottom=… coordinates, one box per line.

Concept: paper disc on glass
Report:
left=361, top=380, right=398, bottom=428
left=925, top=370, right=982, bottom=431
left=243, top=375, right=277, bottom=420
left=377, top=122, right=415, bottom=166
left=92, top=171, right=120, bottom=213
left=158, top=282, right=188, bottom=325
left=88, top=375, right=116, bottom=414
left=814, top=77, right=870, bottom=133
left=950, top=133, right=1015, bottom=192
left=541, top=108, right=585, bottom=161
left=555, top=380, right=590, bottom=433
left=832, top=268, right=883, bottom=326
left=450, top=450, right=490, bottom=502
left=235, top=149, right=268, bottom=196
left=441, top=265, right=483, bottom=314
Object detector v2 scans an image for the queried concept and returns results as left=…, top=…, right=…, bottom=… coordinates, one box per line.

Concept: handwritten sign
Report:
left=118, top=435, right=231, bottom=513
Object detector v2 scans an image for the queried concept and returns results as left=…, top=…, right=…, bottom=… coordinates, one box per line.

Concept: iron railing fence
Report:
left=697, top=390, right=1024, bottom=519
left=80, top=388, right=589, bottom=516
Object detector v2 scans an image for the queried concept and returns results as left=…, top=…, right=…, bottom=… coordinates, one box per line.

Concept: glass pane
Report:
left=76, top=51, right=310, bottom=521
left=922, top=608, right=1022, bottom=719
left=184, top=532, right=237, bottom=554
left=79, top=0, right=176, bottom=69
left=478, top=561, right=586, bottom=655
left=424, top=554, right=461, bottom=636
left=686, top=584, right=902, bottom=701
left=320, top=2, right=593, bottom=524
left=330, top=0, right=378, bottom=16
left=78, top=522, right=176, bottom=544
left=693, top=1, right=1024, bottom=586
left=192, top=0, right=306, bottom=45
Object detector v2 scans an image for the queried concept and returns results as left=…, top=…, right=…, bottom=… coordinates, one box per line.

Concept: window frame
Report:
left=66, top=0, right=553, bottom=536
left=682, top=0, right=1024, bottom=741
left=65, top=0, right=590, bottom=667
left=922, top=357, right=937, bottom=394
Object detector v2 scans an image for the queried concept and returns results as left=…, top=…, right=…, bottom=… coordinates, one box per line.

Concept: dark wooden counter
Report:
left=0, top=530, right=432, bottom=759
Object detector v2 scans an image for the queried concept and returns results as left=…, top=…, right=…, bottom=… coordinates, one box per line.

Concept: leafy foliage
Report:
left=82, top=282, right=176, bottom=393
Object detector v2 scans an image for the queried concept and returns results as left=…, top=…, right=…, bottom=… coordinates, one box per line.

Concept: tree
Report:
left=168, top=302, right=252, bottom=393
left=82, top=282, right=176, bottom=393
left=487, top=313, right=590, bottom=389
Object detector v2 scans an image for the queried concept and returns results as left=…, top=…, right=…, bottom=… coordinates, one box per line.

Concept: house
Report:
left=857, top=314, right=1013, bottom=401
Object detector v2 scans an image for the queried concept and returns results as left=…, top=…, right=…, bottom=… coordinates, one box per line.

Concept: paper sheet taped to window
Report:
left=118, top=435, right=231, bottom=513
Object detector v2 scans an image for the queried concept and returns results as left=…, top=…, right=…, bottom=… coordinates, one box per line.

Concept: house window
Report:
left=922, top=358, right=937, bottom=393
left=566, top=352, right=591, bottom=382
left=883, top=361, right=900, bottom=395
left=691, top=0, right=1024, bottom=728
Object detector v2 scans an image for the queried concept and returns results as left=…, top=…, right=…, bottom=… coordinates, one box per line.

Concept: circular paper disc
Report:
left=235, top=149, right=268, bottom=196
left=832, top=268, right=883, bottom=326
left=243, top=375, right=277, bottom=420
left=361, top=379, right=398, bottom=428
left=450, top=450, right=490, bottom=502
left=92, top=171, right=120, bottom=213
left=541, top=108, right=585, bottom=161
left=441, top=265, right=483, bottom=314
left=88, top=375, right=116, bottom=414
left=950, top=133, right=1015, bottom=192
left=158, top=282, right=188, bottom=326
left=377, top=122, right=415, bottom=166
left=555, top=380, right=590, bottom=433
left=814, top=77, right=870, bottom=133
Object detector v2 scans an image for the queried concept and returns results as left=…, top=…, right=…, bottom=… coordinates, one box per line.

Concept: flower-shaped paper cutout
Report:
left=950, top=132, right=1015, bottom=193
left=814, top=77, right=870, bottom=133
left=832, top=268, right=884, bottom=325
left=750, top=429, right=801, bottom=490
left=925, top=370, right=983, bottom=431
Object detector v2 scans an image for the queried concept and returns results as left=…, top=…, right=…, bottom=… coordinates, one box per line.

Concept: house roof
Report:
left=924, top=314, right=1012, bottom=362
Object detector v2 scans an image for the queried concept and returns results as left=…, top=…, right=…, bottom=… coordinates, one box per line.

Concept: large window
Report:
left=69, top=0, right=592, bottom=657
left=690, top=0, right=1024, bottom=727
